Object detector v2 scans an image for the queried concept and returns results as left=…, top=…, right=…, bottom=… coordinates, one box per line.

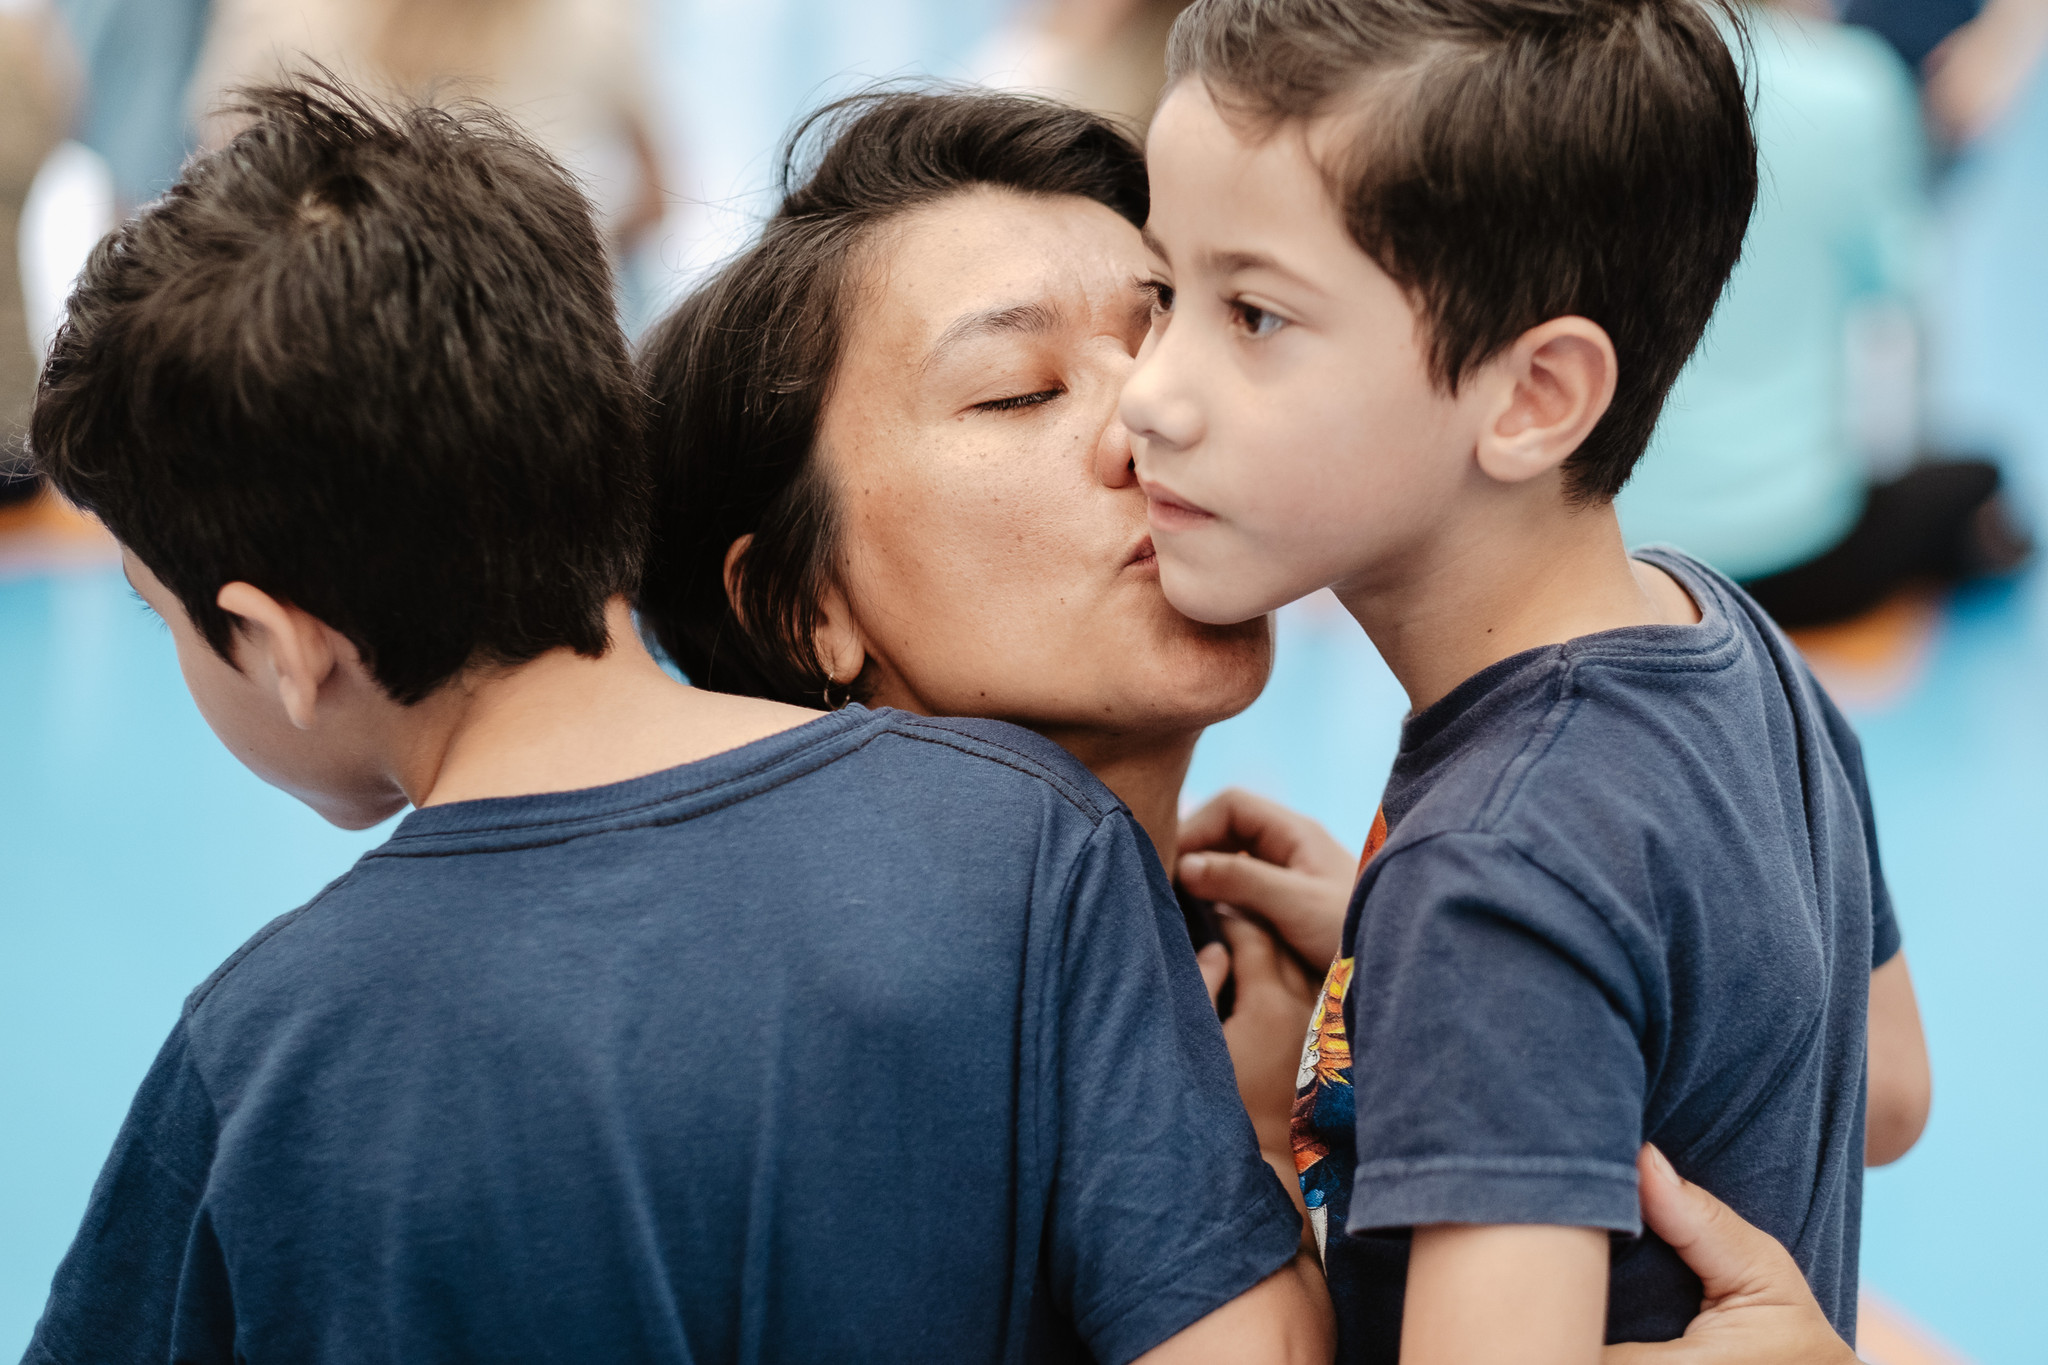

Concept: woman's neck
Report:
left=1035, top=725, right=1199, bottom=867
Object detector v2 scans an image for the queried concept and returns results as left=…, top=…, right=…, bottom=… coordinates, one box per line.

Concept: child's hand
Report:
left=1178, top=788, right=1356, bottom=968
left=1215, top=912, right=1315, bottom=1157
left=1604, top=1146, right=1857, bottom=1365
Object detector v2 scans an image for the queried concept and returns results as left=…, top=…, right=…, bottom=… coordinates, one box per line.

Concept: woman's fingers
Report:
left=1180, top=850, right=1348, bottom=968
left=1602, top=1146, right=1857, bottom=1365
left=1637, top=1145, right=1801, bottom=1310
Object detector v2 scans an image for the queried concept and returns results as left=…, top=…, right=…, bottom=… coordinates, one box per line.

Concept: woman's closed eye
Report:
left=974, top=388, right=1064, bottom=413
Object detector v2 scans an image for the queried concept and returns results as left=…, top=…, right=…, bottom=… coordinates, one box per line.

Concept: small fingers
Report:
left=1181, top=787, right=1352, bottom=872
left=1180, top=851, right=1347, bottom=967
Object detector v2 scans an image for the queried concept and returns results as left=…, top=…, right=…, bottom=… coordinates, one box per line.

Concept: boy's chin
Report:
left=1158, top=557, right=1295, bottom=628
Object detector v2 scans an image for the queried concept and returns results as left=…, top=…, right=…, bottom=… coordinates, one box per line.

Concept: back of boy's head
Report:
left=32, top=79, right=647, bottom=703
left=1168, top=0, right=1758, bottom=501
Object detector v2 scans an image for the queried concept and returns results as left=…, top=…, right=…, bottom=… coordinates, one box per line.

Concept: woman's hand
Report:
left=1606, top=1146, right=1857, bottom=1365
left=1178, top=788, right=1357, bottom=969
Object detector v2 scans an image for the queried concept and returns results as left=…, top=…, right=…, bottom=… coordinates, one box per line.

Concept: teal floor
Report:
left=5, top=10, right=2045, bottom=1362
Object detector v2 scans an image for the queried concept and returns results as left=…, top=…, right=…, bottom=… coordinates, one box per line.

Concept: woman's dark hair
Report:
left=636, top=88, right=1148, bottom=709
left=33, top=78, right=646, bottom=703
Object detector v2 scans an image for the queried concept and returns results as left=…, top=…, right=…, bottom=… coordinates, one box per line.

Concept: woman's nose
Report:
left=1094, top=414, right=1138, bottom=489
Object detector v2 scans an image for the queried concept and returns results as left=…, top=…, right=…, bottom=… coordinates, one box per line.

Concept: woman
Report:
left=636, top=87, right=1864, bottom=1360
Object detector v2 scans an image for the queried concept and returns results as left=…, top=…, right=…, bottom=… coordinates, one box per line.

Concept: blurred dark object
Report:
left=0, top=456, right=41, bottom=509
left=53, top=0, right=211, bottom=207
left=1743, top=459, right=2032, bottom=628
left=1178, top=883, right=1235, bottom=1018
left=1845, top=0, right=1982, bottom=70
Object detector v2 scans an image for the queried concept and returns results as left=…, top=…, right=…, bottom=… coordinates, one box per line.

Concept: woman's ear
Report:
left=811, top=579, right=868, bottom=693
left=721, top=534, right=755, bottom=624
left=215, top=581, right=344, bottom=730
left=1473, top=317, right=1618, bottom=486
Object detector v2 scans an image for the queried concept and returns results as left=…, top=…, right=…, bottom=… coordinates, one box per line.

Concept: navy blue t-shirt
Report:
left=1296, top=550, right=1898, bottom=1360
left=25, top=707, right=1298, bottom=1365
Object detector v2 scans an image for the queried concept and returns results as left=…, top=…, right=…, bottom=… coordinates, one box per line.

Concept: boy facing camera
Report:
left=1124, top=0, right=1929, bottom=1360
left=24, top=81, right=1330, bottom=1364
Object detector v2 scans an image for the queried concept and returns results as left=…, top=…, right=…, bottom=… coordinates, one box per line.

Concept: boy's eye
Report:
left=974, top=388, right=1064, bottom=413
left=1231, top=300, right=1288, bottom=339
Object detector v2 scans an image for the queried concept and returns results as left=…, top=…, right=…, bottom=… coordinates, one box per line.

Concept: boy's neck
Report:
left=1334, top=497, right=1699, bottom=716
left=395, top=599, right=812, bottom=811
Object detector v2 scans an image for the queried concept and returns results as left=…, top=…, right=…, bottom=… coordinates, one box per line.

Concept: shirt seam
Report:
left=379, top=707, right=876, bottom=845
left=1353, top=1154, right=1639, bottom=1184
left=373, top=717, right=1112, bottom=862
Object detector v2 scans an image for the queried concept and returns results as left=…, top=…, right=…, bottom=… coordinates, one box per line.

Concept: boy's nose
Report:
left=1118, top=332, right=1204, bottom=462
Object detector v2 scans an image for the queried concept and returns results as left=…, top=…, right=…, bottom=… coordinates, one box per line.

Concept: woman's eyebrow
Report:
left=922, top=300, right=1064, bottom=371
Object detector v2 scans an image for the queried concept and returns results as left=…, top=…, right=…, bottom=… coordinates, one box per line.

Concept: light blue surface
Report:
left=3, top=7, right=2044, bottom=1362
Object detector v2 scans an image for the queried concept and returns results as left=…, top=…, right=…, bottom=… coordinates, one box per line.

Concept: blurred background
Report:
left=1, top=0, right=2044, bottom=1360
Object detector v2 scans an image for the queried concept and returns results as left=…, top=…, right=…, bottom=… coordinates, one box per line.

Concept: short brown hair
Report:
left=636, top=88, right=1148, bottom=708
left=1167, top=0, right=1757, bottom=500
left=33, top=78, right=646, bottom=703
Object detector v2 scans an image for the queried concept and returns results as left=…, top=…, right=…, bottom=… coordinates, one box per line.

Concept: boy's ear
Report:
left=214, top=582, right=346, bottom=731
left=1472, top=317, right=1618, bottom=486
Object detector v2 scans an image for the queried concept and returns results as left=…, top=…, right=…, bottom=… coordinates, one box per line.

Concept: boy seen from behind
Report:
left=1121, top=0, right=1930, bottom=1359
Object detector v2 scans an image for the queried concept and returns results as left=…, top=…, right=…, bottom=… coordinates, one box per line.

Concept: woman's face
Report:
left=816, top=187, right=1273, bottom=751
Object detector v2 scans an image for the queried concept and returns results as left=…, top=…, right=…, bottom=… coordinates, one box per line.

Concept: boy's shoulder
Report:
left=179, top=706, right=1130, bottom=1027
left=1375, top=549, right=1860, bottom=904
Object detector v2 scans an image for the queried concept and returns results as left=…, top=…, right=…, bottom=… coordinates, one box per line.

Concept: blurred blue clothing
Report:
left=1618, top=10, right=1928, bottom=581
left=53, top=0, right=209, bottom=204
left=1844, top=0, right=1982, bottom=71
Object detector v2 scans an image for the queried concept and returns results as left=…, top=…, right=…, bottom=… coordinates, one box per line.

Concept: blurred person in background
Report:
left=1617, top=0, right=2030, bottom=630
left=1, top=0, right=69, bottom=508
left=189, top=0, right=665, bottom=254
left=49, top=0, right=211, bottom=209
left=1848, top=0, right=2048, bottom=144
left=974, top=0, right=1194, bottom=128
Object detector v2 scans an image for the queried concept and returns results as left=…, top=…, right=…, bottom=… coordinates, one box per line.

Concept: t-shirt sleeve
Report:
left=1345, top=832, right=1649, bottom=1236
left=1042, top=812, right=1302, bottom=1365
left=23, top=1019, right=234, bottom=1365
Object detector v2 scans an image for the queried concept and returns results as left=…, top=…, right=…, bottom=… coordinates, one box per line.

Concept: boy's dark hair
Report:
left=637, top=88, right=1147, bottom=709
left=1168, top=0, right=1758, bottom=501
left=32, top=79, right=646, bottom=703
